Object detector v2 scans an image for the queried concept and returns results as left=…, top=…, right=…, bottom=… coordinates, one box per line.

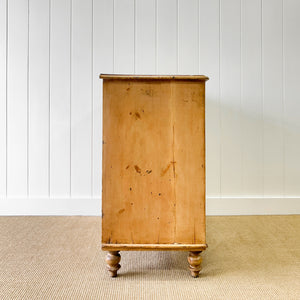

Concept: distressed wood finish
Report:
left=101, top=74, right=208, bottom=277
left=105, top=251, right=121, bottom=277
left=188, top=251, right=203, bottom=278
left=102, top=243, right=207, bottom=251
left=100, top=74, right=209, bottom=80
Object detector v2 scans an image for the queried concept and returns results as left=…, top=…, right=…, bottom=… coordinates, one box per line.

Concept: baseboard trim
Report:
left=0, top=196, right=299, bottom=216
left=0, top=197, right=101, bottom=216
left=206, top=196, right=300, bottom=215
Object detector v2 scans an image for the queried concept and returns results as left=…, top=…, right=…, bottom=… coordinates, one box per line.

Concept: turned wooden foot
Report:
left=188, top=251, right=202, bottom=278
left=106, top=251, right=121, bottom=277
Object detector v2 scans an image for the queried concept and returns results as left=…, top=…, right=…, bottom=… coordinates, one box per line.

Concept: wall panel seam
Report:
left=112, top=0, right=115, bottom=72
left=48, top=0, right=51, bottom=197
left=133, top=0, right=136, bottom=74
left=176, top=0, right=179, bottom=74
left=261, top=0, right=265, bottom=198
left=155, top=0, right=157, bottom=73
left=5, top=0, right=8, bottom=197
left=282, top=0, right=286, bottom=199
left=69, top=0, right=72, bottom=197
left=240, top=0, right=244, bottom=194
left=91, top=0, right=94, bottom=197
left=197, top=0, right=200, bottom=73
left=26, top=0, right=30, bottom=197
left=218, top=0, right=222, bottom=198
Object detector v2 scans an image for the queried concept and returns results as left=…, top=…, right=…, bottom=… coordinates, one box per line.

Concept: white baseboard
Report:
left=0, top=196, right=299, bottom=216
left=206, top=197, right=300, bottom=215
left=0, top=197, right=101, bottom=216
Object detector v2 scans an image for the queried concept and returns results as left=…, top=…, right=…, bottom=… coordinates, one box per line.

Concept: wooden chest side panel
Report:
left=102, top=80, right=175, bottom=244
left=172, top=81, right=206, bottom=244
left=102, top=80, right=205, bottom=245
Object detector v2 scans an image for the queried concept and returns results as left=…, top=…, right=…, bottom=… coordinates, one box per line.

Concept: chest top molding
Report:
left=99, top=74, right=209, bottom=81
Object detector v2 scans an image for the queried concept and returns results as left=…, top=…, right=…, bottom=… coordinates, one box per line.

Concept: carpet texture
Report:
left=0, top=215, right=299, bottom=299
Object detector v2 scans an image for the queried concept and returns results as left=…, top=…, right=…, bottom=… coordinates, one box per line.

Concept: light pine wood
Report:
left=101, top=74, right=208, bottom=277
left=102, top=244, right=207, bottom=251
left=100, top=74, right=209, bottom=80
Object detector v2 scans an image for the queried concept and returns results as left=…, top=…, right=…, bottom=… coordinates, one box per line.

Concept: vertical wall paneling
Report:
left=1, top=0, right=300, bottom=215
left=241, top=0, right=263, bottom=196
left=200, top=0, right=220, bottom=197
left=93, top=0, right=114, bottom=199
left=114, top=0, right=135, bottom=73
left=283, top=0, right=300, bottom=196
left=262, top=0, right=284, bottom=197
left=220, top=0, right=242, bottom=196
left=49, top=0, right=71, bottom=196
left=135, top=0, right=156, bottom=74
left=178, top=0, right=198, bottom=74
left=156, top=0, right=177, bottom=74
left=0, top=0, right=7, bottom=196
left=7, top=0, right=28, bottom=196
left=28, top=0, right=50, bottom=196
left=71, top=0, right=93, bottom=196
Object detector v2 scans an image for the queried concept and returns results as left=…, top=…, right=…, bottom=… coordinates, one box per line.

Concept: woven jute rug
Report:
left=0, top=215, right=299, bottom=299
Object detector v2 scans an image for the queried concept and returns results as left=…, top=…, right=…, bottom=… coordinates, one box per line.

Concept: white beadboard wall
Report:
left=0, top=0, right=300, bottom=215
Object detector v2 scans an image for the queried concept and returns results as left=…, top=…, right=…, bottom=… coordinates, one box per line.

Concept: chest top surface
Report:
left=100, top=74, right=209, bottom=81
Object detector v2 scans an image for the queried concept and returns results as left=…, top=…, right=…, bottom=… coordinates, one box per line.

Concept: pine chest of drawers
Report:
left=100, top=74, right=209, bottom=277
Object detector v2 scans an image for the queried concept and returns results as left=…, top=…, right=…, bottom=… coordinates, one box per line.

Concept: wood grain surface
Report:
left=102, top=244, right=207, bottom=251
left=100, top=74, right=209, bottom=81
left=102, top=78, right=206, bottom=246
